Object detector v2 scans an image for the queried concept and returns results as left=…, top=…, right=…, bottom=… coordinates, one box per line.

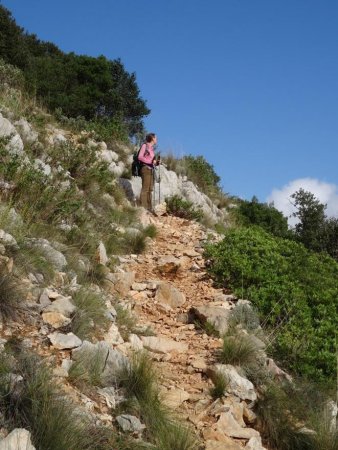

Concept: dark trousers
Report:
left=140, top=165, right=153, bottom=210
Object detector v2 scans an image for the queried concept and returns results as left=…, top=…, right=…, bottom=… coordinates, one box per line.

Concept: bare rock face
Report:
left=43, top=296, right=76, bottom=317
left=0, top=428, right=36, bottom=450
left=155, top=282, right=186, bottom=308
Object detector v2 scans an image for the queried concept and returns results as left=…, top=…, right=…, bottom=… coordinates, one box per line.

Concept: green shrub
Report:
left=205, top=227, right=338, bottom=381
left=166, top=195, right=203, bottom=221
left=68, top=350, right=106, bottom=387
left=114, top=303, right=137, bottom=340
left=235, top=196, right=290, bottom=238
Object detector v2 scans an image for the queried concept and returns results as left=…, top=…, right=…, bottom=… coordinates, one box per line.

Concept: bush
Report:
left=235, top=196, right=289, bottom=238
left=205, top=227, right=338, bottom=380
left=228, top=303, right=260, bottom=332
left=166, top=195, right=203, bottom=221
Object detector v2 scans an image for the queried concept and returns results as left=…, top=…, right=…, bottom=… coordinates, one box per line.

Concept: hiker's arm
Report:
left=138, top=144, right=154, bottom=165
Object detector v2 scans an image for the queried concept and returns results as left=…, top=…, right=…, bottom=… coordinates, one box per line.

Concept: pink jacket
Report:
left=138, top=143, right=155, bottom=166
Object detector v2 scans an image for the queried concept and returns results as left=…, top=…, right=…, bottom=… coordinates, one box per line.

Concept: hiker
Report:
left=138, top=133, right=160, bottom=211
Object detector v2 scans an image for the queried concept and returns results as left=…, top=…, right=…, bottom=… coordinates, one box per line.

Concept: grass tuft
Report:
left=219, top=332, right=260, bottom=368
left=0, top=274, right=24, bottom=322
left=210, top=372, right=229, bottom=399
left=71, top=287, right=110, bottom=340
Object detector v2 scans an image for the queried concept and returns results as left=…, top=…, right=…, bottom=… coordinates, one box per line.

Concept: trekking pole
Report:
left=153, top=170, right=156, bottom=209
left=158, top=162, right=161, bottom=204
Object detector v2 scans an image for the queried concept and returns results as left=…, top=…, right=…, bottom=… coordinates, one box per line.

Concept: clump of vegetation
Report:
left=69, top=349, right=107, bottom=387
left=234, top=196, right=290, bottom=238
left=210, top=372, right=229, bottom=399
left=220, top=332, right=261, bottom=368
left=0, top=274, right=24, bottom=322
left=0, top=350, right=137, bottom=450
left=256, top=381, right=338, bottom=450
left=166, top=195, right=204, bottom=221
left=71, top=288, right=110, bottom=340
left=117, top=351, right=198, bottom=450
left=228, top=303, right=261, bottom=332
left=205, top=226, right=338, bottom=381
left=114, top=303, right=137, bottom=340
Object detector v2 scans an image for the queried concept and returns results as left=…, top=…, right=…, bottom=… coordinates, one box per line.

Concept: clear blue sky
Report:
left=2, top=0, right=338, bottom=202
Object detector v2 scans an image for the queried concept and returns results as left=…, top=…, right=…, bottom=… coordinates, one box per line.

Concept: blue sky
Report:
left=2, top=0, right=338, bottom=211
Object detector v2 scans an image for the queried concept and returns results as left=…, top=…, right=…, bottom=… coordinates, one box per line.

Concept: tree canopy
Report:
left=0, top=5, right=149, bottom=136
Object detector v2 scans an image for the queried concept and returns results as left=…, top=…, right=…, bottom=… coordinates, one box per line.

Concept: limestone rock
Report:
left=210, top=365, right=257, bottom=401
left=0, top=428, right=35, bottom=450
left=155, top=282, right=186, bottom=308
left=14, top=118, right=38, bottom=144
left=26, top=238, right=67, bottom=270
left=141, top=336, right=188, bottom=354
left=104, top=324, right=124, bottom=345
left=116, top=414, right=145, bottom=433
left=162, top=388, right=190, bottom=409
left=205, top=438, right=242, bottom=450
left=0, top=229, right=18, bottom=248
left=48, top=332, right=82, bottom=349
left=42, top=311, right=71, bottom=329
left=72, top=340, right=129, bottom=386
left=157, top=255, right=181, bottom=274
left=153, top=202, right=167, bottom=216
left=216, top=412, right=260, bottom=439
left=189, top=304, right=230, bottom=335
left=98, top=386, right=124, bottom=409
left=245, top=437, right=267, bottom=450
left=105, top=271, right=135, bottom=296
left=43, top=296, right=76, bottom=317
left=0, top=113, right=24, bottom=155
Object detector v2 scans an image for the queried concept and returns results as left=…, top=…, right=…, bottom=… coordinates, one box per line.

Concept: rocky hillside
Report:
left=0, top=62, right=336, bottom=450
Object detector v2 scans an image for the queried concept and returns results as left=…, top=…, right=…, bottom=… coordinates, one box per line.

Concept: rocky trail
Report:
left=117, top=212, right=265, bottom=450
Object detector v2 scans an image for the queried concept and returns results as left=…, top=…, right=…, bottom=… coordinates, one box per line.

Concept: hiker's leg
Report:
left=147, top=171, right=154, bottom=210
left=140, top=166, right=152, bottom=209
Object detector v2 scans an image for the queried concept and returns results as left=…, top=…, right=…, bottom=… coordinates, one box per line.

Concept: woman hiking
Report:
left=138, top=133, right=159, bottom=211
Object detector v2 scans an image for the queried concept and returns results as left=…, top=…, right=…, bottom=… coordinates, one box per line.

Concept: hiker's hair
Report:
left=145, top=133, right=156, bottom=143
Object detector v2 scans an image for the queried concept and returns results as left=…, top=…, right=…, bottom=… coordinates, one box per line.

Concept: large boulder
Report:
left=48, top=332, right=82, bottom=349
left=105, top=271, right=135, bottom=296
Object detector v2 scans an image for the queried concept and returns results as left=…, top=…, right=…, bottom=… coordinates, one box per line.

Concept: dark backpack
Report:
left=131, top=144, right=148, bottom=177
